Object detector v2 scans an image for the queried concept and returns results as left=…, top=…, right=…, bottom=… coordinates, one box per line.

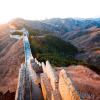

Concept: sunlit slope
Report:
left=0, top=25, right=24, bottom=93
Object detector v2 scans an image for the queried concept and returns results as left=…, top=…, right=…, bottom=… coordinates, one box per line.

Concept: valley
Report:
left=0, top=18, right=99, bottom=100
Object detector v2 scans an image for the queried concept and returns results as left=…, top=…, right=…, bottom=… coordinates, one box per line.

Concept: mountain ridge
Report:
left=8, top=18, right=100, bottom=68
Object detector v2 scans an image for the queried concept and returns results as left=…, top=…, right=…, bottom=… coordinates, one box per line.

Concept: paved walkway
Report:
left=15, top=29, right=43, bottom=100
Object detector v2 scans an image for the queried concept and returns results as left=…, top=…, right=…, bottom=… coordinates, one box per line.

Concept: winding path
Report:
left=14, top=29, right=43, bottom=100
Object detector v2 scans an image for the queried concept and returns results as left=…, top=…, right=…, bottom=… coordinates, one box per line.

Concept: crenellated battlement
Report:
left=34, top=57, right=81, bottom=100
left=13, top=28, right=82, bottom=100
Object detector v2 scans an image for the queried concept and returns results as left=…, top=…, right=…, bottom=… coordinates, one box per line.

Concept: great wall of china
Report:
left=10, top=28, right=93, bottom=100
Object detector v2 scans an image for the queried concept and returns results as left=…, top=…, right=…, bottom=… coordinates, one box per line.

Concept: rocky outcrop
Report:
left=0, top=91, right=15, bottom=100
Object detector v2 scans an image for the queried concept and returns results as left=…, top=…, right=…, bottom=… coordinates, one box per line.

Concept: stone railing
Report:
left=15, top=63, right=25, bottom=100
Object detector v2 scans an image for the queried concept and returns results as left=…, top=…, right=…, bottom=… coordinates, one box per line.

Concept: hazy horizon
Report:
left=0, top=0, right=100, bottom=24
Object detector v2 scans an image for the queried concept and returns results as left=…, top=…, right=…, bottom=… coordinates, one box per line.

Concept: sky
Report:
left=0, top=0, right=100, bottom=23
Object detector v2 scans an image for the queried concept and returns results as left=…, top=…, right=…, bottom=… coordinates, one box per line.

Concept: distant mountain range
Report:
left=8, top=18, right=100, bottom=68
left=9, top=18, right=100, bottom=32
left=0, top=17, right=100, bottom=99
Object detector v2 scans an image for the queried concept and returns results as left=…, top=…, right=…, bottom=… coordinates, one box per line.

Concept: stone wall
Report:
left=41, top=73, right=61, bottom=100
left=40, top=60, right=81, bottom=100
left=45, top=61, right=58, bottom=90
left=15, top=63, right=25, bottom=100
left=59, top=69, right=81, bottom=100
left=15, top=29, right=43, bottom=100
left=41, top=73, right=52, bottom=100
left=15, top=29, right=81, bottom=100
